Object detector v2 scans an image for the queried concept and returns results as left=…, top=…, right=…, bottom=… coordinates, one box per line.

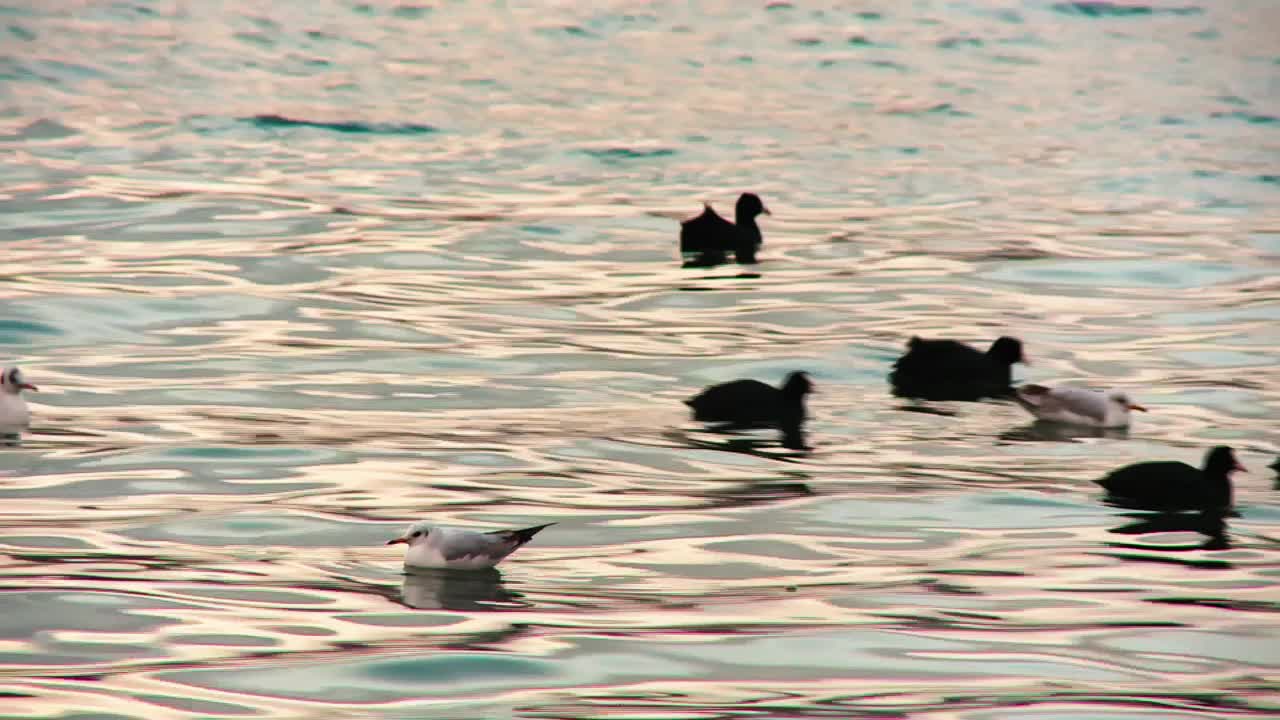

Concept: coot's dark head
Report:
left=1204, top=446, right=1245, bottom=477
left=782, top=371, right=813, bottom=396
left=735, top=193, right=770, bottom=219
left=987, top=336, right=1026, bottom=365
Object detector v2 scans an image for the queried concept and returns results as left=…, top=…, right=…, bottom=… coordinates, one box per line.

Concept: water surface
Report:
left=1, top=0, right=1278, bottom=718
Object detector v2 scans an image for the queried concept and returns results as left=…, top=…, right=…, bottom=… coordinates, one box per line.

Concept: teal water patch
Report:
left=1168, top=349, right=1275, bottom=369
left=937, top=37, right=984, bottom=49
left=241, top=115, right=439, bottom=135
left=325, top=251, right=496, bottom=271
left=1148, top=387, right=1270, bottom=417
left=121, top=513, right=395, bottom=548
left=0, top=318, right=61, bottom=344
left=173, top=587, right=334, bottom=606
left=0, top=118, right=77, bottom=141
left=796, top=493, right=1104, bottom=534
left=881, top=102, right=969, bottom=117
left=1051, top=2, right=1203, bottom=17
left=0, top=535, right=94, bottom=549
left=132, top=694, right=259, bottom=717
left=150, top=445, right=344, bottom=465
left=1209, top=110, right=1277, bottom=125
left=1099, top=628, right=1279, bottom=666
left=578, top=147, right=677, bottom=164
left=168, top=633, right=277, bottom=648
left=390, top=5, right=431, bottom=19
left=981, top=258, right=1255, bottom=290
left=7, top=24, right=36, bottom=42
left=0, top=447, right=331, bottom=497
left=1248, top=232, right=1280, bottom=253
left=163, top=653, right=556, bottom=703
left=230, top=255, right=334, bottom=286
left=436, top=452, right=528, bottom=468
left=0, top=591, right=187, bottom=638
left=4, top=294, right=283, bottom=347
left=1156, top=304, right=1280, bottom=327
left=685, top=357, right=860, bottom=388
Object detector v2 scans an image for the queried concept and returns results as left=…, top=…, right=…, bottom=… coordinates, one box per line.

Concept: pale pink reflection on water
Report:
left=0, top=0, right=1278, bottom=718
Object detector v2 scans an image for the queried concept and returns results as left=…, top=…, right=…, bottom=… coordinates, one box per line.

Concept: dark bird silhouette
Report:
left=685, top=371, right=813, bottom=449
left=889, top=336, right=1026, bottom=401
left=679, top=192, right=770, bottom=267
left=686, top=371, right=812, bottom=426
left=1096, top=446, right=1244, bottom=512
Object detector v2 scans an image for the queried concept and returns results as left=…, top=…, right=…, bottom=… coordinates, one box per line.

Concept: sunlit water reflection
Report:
left=1, top=0, right=1278, bottom=718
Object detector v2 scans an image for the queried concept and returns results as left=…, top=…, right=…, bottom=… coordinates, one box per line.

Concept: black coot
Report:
left=888, top=335, right=1025, bottom=401
left=686, top=371, right=812, bottom=437
left=1096, top=445, right=1243, bottom=511
left=679, top=193, right=769, bottom=266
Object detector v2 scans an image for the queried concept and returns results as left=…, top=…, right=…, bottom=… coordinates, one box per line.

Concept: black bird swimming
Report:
left=1096, top=445, right=1244, bottom=512
left=888, top=335, right=1026, bottom=401
left=679, top=192, right=770, bottom=266
left=686, top=371, right=812, bottom=428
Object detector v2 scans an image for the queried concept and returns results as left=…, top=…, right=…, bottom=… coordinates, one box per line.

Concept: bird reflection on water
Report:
left=670, top=424, right=810, bottom=462
left=1107, top=510, right=1232, bottom=552
left=998, top=421, right=1130, bottom=443
left=399, top=568, right=526, bottom=611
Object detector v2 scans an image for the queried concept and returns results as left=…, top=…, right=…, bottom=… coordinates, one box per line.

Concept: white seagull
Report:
left=386, top=521, right=555, bottom=570
left=0, top=367, right=37, bottom=430
left=1014, top=383, right=1147, bottom=428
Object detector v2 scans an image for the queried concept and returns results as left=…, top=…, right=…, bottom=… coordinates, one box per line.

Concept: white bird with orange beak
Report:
left=0, top=367, right=38, bottom=430
left=386, top=521, right=555, bottom=570
left=1014, top=383, right=1147, bottom=428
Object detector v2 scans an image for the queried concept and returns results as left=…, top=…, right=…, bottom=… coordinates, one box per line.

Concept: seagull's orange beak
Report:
left=19, top=383, right=37, bottom=391
left=1233, top=461, right=1247, bottom=473
left=1127, top=403, right=1148, bottom=412
left=385, top=536, right=408, bottom=545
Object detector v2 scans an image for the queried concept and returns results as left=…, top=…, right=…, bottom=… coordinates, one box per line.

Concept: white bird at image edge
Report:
left=0, top=367, right=38, bottom=430
left=386, top=521, right=555, bottom=570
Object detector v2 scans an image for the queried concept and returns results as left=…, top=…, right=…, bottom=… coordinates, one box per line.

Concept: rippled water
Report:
left=2, top=0, right=1279, bottom=718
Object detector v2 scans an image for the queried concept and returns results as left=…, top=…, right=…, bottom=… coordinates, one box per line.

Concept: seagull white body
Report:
left=0, top=367, right=37, bottom=430
left=387, top=521, right=554, bottom=570
left=1015, top=384, right=1146, bottom=428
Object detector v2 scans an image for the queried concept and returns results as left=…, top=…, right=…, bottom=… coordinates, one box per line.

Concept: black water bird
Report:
left=1096, top=446, right=1244, bottom=512
left=686, top=371, right=812, bottom=426
left=888, top=336, right=1026, bottom=401
left=679, top=192, right=770, bottom=266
